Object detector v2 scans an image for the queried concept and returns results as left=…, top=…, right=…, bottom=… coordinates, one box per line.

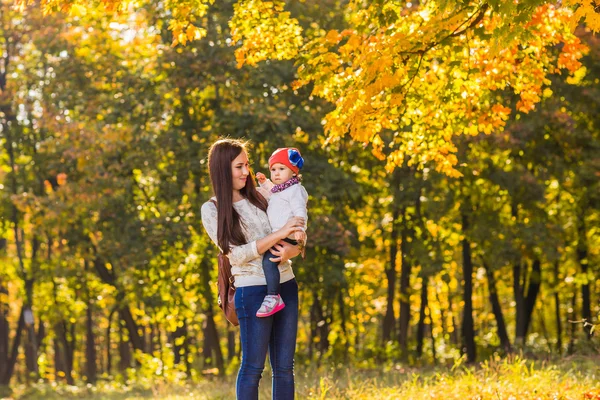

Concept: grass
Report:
left=2, top=355, right=599, bottom=399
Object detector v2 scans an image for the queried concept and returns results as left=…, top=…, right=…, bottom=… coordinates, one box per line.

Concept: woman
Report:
left=201, top=138, right=304, bottom=399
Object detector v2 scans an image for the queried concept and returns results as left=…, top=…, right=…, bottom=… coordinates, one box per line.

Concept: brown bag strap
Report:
left=209, top=199, right=235, bottom=288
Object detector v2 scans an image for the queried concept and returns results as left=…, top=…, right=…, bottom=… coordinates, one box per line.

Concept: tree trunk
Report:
left=182, top=322, right=191, bottom=375
left=3, top=102, right=30, bottom=386
left=382, top=206, right=400, bottom=342
left=513, top=262, right=526, bottom=345
left=483, top=263, right=511, bottom=353
left=338, top=288, right=349, bottom=362
left=202, top=309, right=223, bottom=372
left=577, top=212, right=591, bottom=337
left=60, top=321, right=75, bottom=385
left=567, top=289, right=577, bottom=355
left=317, top=294, right=331, bottom=356
left=53, top=334, right=65, bottom=381
left=538, top=304, right=552, bottom=353
left=227, top=328, right=236, bottom=361
left=434, top=289, right=447, bottom=343
left=172, top=322, right=191, bottom=375
left=460, top=213, right=476, bottom=363
left=308, top=297, right=318, bottom=360
left=24, top=279, right=39, bottom=380
left=36, top=318, right=46, bottom=360
left=416, top=275, right=429, bottom=358
left=523, top=259, right=542, bottom=335
left=118, top=321, right=132, bottom=371
left=397, top=212, right=411, bottom=353
left=173, top=324, right=186, bottom=366
left=148, top=323, right=154, bottom=355
left=515, top=259, right=542, bottom=344
left=430, top=320, right=437, bottom=364
left=53, top=320, right=74, bottom=385
left=85, top=299, right=97, bottom=383
left=0, top=307, right=25, bottom=385
left=118, top=307, right=145, bottom=354
left=311, top=295, right=330, bottom=362
left=93, top=258, right=147, bottom=354
left=199, top=257, right=224, bottom=374
left=155, top=323, right=163, bottom=357
left=553, top=261, right=562, bottom=353
left=447, top=292, right=459, bottom=345
left=83, top=260, right=97, bottom=383
left=0, top=282, right=9, bottom=382
left=106, top=307, right=116, bottom=375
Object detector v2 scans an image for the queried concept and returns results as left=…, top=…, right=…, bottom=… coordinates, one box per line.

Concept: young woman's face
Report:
left=270, top=163, right=295, bottom=184
left=231, top=151, right=250, bottom=191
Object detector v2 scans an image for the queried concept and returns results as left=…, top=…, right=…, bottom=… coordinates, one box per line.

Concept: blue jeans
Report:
left=262, top=250, right=281, bottom=296
left=235, top=279, right=299, bottom=400
left=263, top=238, right=297, bottom=296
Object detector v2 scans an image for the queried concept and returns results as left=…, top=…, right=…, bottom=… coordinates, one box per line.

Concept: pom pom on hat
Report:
left=269, top=147, right=304, bottom=174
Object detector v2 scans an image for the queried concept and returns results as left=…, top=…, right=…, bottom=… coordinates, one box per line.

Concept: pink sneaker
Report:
left=256, top=294, right=285, bottom=317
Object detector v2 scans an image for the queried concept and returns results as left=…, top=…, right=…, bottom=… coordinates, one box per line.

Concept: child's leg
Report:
left=262, top=250, right=281, bottom=296
left=257, top=250, right=285, bottom=318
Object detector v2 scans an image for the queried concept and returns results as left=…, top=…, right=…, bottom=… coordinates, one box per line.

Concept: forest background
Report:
left=0, top=0, right=599, bottom=398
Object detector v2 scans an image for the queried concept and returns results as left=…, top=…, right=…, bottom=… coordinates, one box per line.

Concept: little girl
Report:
left=255, top=147, right=308, bottom=317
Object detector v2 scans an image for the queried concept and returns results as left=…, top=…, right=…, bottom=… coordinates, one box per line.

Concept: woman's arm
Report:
left=201, top=201, right=303, bottom=262
left=201, top=201, right=261, bottom=265
left=269, top=240, right=302, bottom=263
left=255, top=216, right=304, bottom=255
left=200, top=201, right=222, bottom=250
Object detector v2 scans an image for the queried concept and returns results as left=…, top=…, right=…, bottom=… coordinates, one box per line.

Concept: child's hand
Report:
left=294, top=230, right=307, bottom=245
left=295, top=230, right=307, bottom=259
left=256, top=172, right=267, bottom=184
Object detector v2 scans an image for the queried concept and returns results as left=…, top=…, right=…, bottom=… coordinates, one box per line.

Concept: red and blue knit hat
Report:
left=268, top=147, right=304, bottom=174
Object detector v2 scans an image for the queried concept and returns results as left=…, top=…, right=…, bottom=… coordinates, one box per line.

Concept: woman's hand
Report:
left=255, top=217, right=304, bottom=256
left=269, top=240, right=302, bottom=263
left=278, top=216, right=305, bottom=239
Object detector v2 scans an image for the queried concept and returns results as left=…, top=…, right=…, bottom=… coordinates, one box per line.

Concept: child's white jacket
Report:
left=258, top=180, right=308, bottom=233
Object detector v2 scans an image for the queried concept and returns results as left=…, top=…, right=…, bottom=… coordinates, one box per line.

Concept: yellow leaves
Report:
left=342, top=33, right=361, bottom=54
left=170, top=23, right=207, bottom=47
left=325, top=30, right=342, bottom=44
left=566, top=65, right=587, bottom=85
left=426, top=219, right=441, bottom=239
left=385, top=150, right=405, bottom=173
left=26, top=0, right=592, bottom=179
left=516, top=90, right=541, bottom=113
left=44, top=180, right=54, bottom=194
left=478, top=123, right=494, bottom=135
left=230, top=0, right=303, bottom=68
left=565, top=0, right=600, bottom=33
left=371, top=134, right=385, bottom=161
left=291, top=78, right=309, bottom=91
left=464, top=124, right=478, bottom=136
left=187, top=25, right=203, bottom=42
left=57, top=173, right=68, bottom=186
left=69, top=4, right=87, bottom=17
left=558, top=39, right=589, bottom=73
left=389, top=94, right=404, bottom=108
left=167, top=0, right=212, bottom=46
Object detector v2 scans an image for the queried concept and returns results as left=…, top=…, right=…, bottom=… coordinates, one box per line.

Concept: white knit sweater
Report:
left=200, top=198, right=295, bottom=287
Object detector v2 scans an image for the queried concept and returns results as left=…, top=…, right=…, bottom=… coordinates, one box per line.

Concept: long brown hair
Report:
left=207, top=138, right=268, bottom=254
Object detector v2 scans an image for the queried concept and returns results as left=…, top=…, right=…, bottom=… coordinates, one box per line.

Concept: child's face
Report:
left=270, top=163, right=295, bottom=184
